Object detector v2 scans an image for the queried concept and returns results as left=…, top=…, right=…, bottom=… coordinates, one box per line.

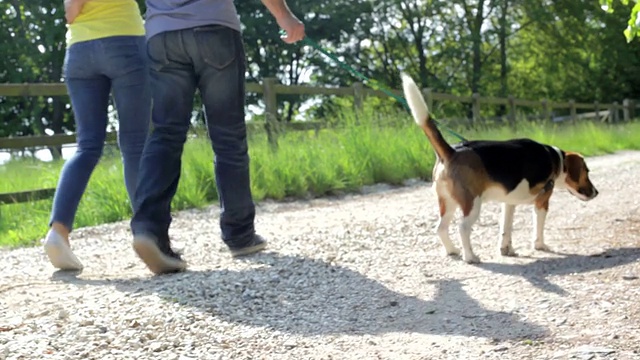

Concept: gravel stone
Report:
left=1, top=151, right=640, bottom=359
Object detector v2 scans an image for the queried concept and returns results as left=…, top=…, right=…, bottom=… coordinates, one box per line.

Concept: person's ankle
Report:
left=50, top=222, right=70, bottom=243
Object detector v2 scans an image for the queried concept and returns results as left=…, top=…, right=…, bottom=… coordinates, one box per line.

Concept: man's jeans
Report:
left=50, top=36, right=151, bottom=231
left=130, top=25, right=256, bottom=247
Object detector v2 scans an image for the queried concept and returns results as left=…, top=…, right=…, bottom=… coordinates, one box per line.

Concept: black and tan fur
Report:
left=401, top=73, right=599, bottom=263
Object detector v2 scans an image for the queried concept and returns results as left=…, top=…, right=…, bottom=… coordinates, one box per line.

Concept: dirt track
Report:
left=1, top=151, right=640, bottom=360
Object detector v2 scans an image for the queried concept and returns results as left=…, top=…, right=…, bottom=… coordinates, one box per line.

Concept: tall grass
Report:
left=2, top=108, right=640, bottom=248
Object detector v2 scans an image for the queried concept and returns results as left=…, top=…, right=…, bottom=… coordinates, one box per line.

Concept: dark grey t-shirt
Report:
left=144, top=0, right=241, bottom=39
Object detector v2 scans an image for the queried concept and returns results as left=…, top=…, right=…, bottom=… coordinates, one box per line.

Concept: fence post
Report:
left=605, top=103, right=611, bottom=123
left=423, top=88, right=434, bottom=111
left=508, top=95, right=516, bottom=125
left=353, top=82, right=364, bottom=111
left=263, top=77, right=279, bottom=148
left=623, top=99, right=631, bottom=122
left=472, top=93, right=481, bottom=123
left=612, top=101, right=619, bottom=123
left=569, top=100, right=577, bottom=123
left=541, top=99, right=549, bottom=122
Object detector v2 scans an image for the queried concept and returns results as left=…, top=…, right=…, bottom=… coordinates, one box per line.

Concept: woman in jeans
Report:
left=43, top=0, right=151, bottom=271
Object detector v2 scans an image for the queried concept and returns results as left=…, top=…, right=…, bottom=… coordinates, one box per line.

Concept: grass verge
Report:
left=2, top=111, right=640, bottom=248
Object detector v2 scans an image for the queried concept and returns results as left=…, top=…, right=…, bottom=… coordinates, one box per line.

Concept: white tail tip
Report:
left=400, top=72, right=429, bottom=127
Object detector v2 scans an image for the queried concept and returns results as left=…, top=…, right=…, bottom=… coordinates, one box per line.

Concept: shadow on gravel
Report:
left=474, top=247, right=640, bottom=295
left=52, top=252, right=547, bottom=340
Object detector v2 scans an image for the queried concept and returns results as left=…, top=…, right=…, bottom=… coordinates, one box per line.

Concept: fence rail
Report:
left=0, top=188, right=56, bottom=205
left=1, top=80, right=638, bottom=205
left=0, top=122, right=322, bottom=150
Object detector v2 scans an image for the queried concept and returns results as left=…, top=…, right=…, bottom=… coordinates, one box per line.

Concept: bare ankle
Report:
left=51, top=222, right=70, bottom=241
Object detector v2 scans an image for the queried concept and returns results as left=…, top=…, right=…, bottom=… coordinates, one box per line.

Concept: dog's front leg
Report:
left=499, top=203, right=517, bottom=256
left=532, top=199, right=551, bottom=252
left=459, top=197, right=481, bottom=263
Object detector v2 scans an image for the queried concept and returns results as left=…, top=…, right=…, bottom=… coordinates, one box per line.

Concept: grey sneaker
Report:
left=229, top=234, right=267, bottom=258
left=132, top=233, right=187, bottom=275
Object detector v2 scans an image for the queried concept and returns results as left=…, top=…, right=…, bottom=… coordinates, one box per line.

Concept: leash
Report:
left=281, top=31, right=468, bottom=142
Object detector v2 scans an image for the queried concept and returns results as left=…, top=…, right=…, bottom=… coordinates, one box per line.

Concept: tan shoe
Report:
left=132, top=233, right=187, bottom=275
left=43, top=229, right=83, bottom=271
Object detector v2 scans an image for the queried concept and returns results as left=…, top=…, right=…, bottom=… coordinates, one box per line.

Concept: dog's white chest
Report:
left=482, top=179, right=537, bottom=205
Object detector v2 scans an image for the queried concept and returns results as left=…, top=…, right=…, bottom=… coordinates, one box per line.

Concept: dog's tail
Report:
left=401, top=72, right=454, bottom=162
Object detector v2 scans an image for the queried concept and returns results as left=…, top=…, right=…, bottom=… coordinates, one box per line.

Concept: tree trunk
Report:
left=497, top=0, right=509, bottom=118
left=285, top=101, right=297, bottom=123
left=467, top=0, right=486, bottom=124
left=471, top=0, right=485, bottom=95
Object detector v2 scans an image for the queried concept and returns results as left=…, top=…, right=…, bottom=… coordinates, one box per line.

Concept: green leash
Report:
left=281, top=31, right=468, bottom=142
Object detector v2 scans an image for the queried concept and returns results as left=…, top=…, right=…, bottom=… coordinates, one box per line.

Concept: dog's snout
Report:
left=582, top=186, right=598, bottom=199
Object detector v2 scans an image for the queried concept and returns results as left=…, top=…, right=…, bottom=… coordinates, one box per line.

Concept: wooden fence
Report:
left=1, top=80, right=638, bottom=204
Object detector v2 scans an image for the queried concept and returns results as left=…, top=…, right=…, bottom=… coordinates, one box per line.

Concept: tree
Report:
left=508, top=0, right=640, bottom=104
left=1, top=1, right=71, bottom=159
left=236, top=0, right=374, bottom=122
left=599, top=0, right=640, bottom=41
left=2, top=0, right=640, bottom=143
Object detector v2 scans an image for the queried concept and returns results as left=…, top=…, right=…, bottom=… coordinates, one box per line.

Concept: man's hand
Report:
left=276, top=13, right=305, bottom=44
left=64, top=0, right=88, bottom=24
left=260, top=0, right=305, bottom=44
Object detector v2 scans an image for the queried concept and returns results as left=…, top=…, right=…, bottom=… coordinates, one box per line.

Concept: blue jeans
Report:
left=50, top=36, right=151, bottom=231
left=130, top=26, right=256, bottom=247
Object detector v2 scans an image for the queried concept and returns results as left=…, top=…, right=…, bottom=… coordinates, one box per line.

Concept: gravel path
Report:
left=2, top=151, right=640, bottom=360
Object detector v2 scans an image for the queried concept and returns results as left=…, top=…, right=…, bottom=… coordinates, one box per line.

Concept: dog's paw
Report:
left=463, top=253, right=480, bottom=264
left=534, top=242, right=551, bottom=252
left=500, top=245, right=518, bottom=257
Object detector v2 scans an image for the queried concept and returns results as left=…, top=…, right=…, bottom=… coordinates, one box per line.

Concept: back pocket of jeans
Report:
left=147, top=34, right=169, bottom=71
left=194, top=25, right=236, bottom=70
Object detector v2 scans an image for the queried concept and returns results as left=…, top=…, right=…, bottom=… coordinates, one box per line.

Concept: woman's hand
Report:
left=64, top=0, right=88, bottom=24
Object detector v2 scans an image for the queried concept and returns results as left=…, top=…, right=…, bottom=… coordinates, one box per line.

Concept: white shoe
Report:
left=43, top=229, right=83, bottom=271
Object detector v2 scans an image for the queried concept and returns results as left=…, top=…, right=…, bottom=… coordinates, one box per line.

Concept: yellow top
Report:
left=66, top=0, right=145, bottom=46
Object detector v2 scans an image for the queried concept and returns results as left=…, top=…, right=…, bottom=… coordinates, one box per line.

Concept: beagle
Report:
left=400, top=73, right=599, bottom=263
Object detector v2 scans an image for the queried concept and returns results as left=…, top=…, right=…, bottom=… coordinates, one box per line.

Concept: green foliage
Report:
left=1, top=0, right=74, bottom=162
left=495, top=0, right=640, bottom=105
left=600, top=0, right=640, bottom=41
left=2, top=0, right=640, bottom=133
left=3, top=110, right=640, bottom=248
left=236, top=0, right=374, bottom=121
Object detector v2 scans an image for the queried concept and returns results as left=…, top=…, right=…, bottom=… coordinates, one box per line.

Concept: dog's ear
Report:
left=565, top=152, right=583, bottom=183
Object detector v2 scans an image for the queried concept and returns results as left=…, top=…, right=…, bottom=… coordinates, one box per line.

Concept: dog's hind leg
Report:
left=499, top=203, right=517, bottom=256
left=437, top=196, right=460, bottom=256
left=459, top=196, right=481, bottom=264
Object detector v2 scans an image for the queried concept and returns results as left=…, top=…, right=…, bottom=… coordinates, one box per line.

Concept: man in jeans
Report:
left=130, top=0, right=305, bottom=275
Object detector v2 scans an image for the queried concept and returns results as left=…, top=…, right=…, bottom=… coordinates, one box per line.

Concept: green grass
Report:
left=2, top=109, right=640, bottom=248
